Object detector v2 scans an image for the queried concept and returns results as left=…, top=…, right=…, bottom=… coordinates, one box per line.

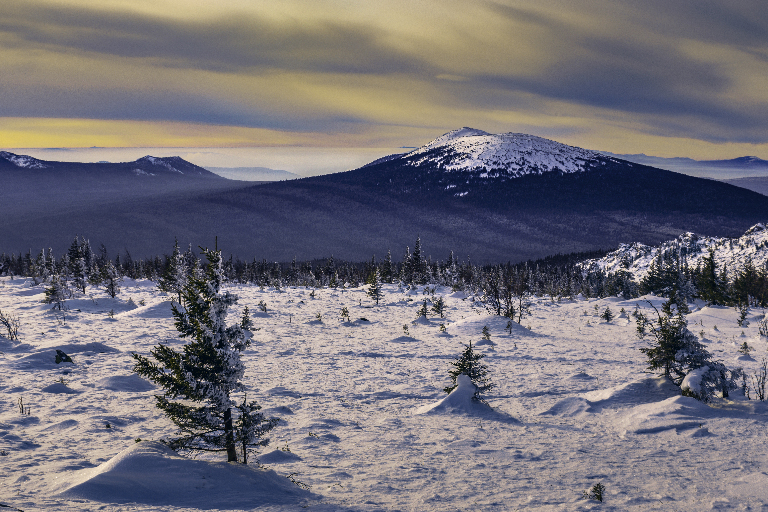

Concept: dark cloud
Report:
left=0, top=3, right=432, bottom=75
left=2, top=1, right=766, bottom=145
left=469, top=1, right=768, bottom=142
left=0, top=81, right=368, bottom=132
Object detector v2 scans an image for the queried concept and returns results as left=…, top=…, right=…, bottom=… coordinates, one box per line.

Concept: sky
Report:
left=2, top=0, right=768, bottom=171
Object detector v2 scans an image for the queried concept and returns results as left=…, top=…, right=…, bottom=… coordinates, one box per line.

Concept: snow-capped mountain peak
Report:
left=0, top=151, right=50, bottom=169
left=135, top=156, right=184, bottom=174
left=405, top=129, right=614, bottom=178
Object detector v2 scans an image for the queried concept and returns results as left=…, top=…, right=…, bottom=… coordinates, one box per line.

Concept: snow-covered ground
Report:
left=3, top=278, right=768, bottom=511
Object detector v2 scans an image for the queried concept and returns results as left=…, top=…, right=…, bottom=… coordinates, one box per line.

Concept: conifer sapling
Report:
left=444, top=341, right=493, bottom=401
left=133, top=247, right=277, bottom=463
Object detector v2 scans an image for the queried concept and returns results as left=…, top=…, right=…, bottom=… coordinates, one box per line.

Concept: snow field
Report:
left=2, top=278, right=768, bottom=510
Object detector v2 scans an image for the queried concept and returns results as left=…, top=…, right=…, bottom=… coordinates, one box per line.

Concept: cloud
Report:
left=1, top=0, right=767, bottom=150
left=0, top=2, right=431, bottom=76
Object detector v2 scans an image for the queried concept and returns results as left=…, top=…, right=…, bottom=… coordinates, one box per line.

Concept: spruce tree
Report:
left=697, top=249, right=725, bottom=305
left=67, top=237, right=88, bottom=294
left=637, top=298, right=711, bottom=385
left=444, top=341, right=493, bottom=400
left=159, top=239, right=188, bottom=303
left=366, top=268, right=384, bottom=305
left=381, top=250, right=394, bottom=284
left=102, top=260, right=121, bottom=298
left=133, top=248, right=277, bottom=462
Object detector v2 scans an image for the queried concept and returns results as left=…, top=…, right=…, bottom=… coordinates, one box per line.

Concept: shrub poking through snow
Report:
left=0, top=308, right=21, bottom=341
left=752, top=359, right=768, bottom=401
left=738, top=341, right=753, bottom=355
left=444, top=341, right=493, bottom=401
left=600, top=306, right=614, bottom=322
left=133, top=247, right=277, bottom=463
left=759, top=318, right=768, bottom=338
left=481, top=326, right=491, bottom=341
left=340, top=307, right=350, bottom=322
left=582, top=482, right=605, bottom=502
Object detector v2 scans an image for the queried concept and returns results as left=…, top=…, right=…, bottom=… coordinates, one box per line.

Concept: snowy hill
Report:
left=581, top=223, right=768, bottom=280
left=0, top=151, right=50, bottom=169
left=406, top=127, right=615, bottom=180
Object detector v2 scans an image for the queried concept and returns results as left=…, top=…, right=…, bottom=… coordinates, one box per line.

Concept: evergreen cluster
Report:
left=5, top=235, right=768, bottom=312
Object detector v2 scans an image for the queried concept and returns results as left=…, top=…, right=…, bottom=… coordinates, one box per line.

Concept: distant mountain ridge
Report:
left=601, top=151, right=768, bottom=179
left=3, top=129, right=768, bottom=263
left=0, top=151, right=221, bottom=178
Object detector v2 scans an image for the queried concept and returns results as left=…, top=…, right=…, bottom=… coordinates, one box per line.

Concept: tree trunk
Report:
left=224, top=407, right=238, bottom=462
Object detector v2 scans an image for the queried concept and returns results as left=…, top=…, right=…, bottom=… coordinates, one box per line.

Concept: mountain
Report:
left=580, top=222, right=768, bottom=281
left=718, top=177, right=768, bottom=197
left=0, top=152, right=245, bottom=206
left=602, top=151, right=768, bottom=179
left=3, top=130, right=768, bottom=262
left=204, top=166, right=301, bottom=181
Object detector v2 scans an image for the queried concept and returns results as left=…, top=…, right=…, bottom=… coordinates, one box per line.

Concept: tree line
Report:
left=2, top=235, right=767, bottom=311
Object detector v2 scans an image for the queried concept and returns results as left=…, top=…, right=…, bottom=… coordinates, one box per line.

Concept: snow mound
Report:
left=389, top=335, right=419, bottom=343
left=15, top=343, right=118, bottom=369
left=448, top=315, right=537, bottom=338
left=582, top=376, right=680, bottom=410
left=540, top=397, right=591, bottom=417
left=414, top=375, right=517, bottom=423
left=259, top=449, right=302, bottom=464
left=96, top=375, right=155, bottom=392
left=118, top=301, right=174, bottom=319
left=616, top=395, right=717, bottom=436
left=41, top=382, right=80, bottom=394
left=54, top=441, right=313, bottom=506
left=543, top=377, right=680, bottom=417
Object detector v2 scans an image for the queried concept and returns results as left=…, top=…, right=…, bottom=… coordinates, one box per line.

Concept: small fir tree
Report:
left=444, top=341, right=493, bottom=400
left=44, top=274, right=70, bottom=310
left=158, top=239, right=188, bottom=303
left=367, top=268, right=384, bottom=305
left=133, top=248, right=277, bottom=462
left=637, top=298, right=709, bottom=385
left=431, top=296, right=446, bottom=318
left=416, top=299, right=428, bottom=319
left=600, top=306, right=614, bottom=322
left=102, top=260, right=122, bottom=298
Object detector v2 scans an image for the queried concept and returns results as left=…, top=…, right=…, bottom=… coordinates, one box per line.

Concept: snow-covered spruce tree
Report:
left=366, top=267, right=384, bottom=305
left=133, top=248, right=277, bottom=463
left=67, top=237, right=89, bottom=294
left=43, top=274, right=71, bottom=310
left=102, top=260, right=121, bottom=298
left=444, top=341, right=493, bottom=401
left=637, top=298, right=710, bottom=385
left=637, top=297, right=741, bottom=401
left=158, top=238, right=188, bottom=303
